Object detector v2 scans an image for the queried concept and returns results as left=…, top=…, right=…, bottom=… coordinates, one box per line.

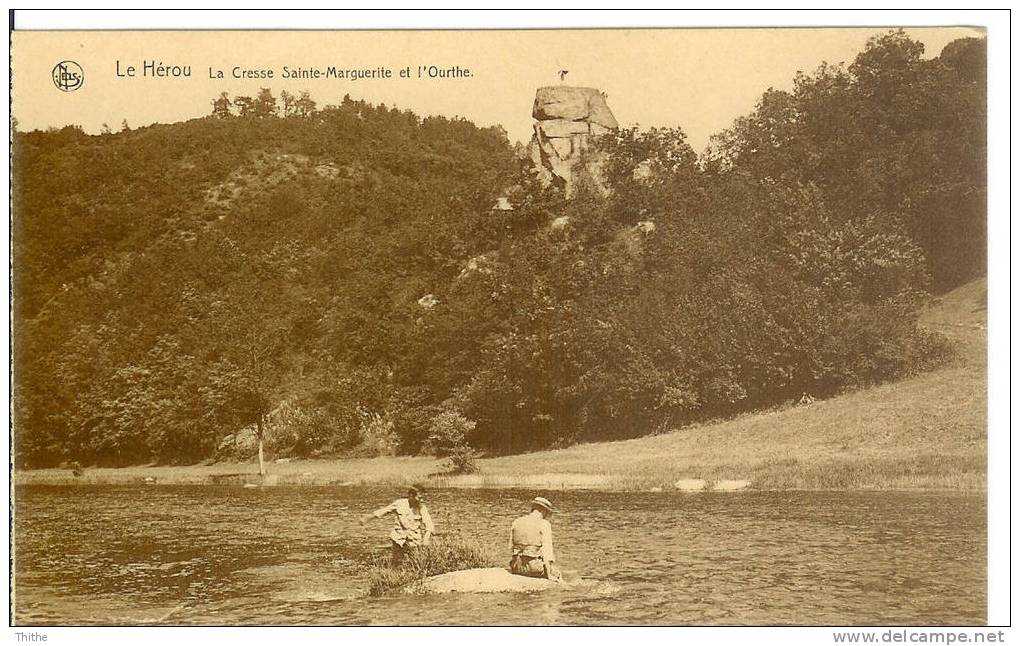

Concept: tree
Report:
left=211, top=92, right=232, bottom=118
left=253, top=88, right=278, bottom=118
left=294, top=91, right=317, bottom=117
left=706, top=31, right=985, bottom=292
left=279, top=90, right=295, bottom=117
left=191, top=291, right=286, bottom=477
left=234, top=95, right=255, bottom=117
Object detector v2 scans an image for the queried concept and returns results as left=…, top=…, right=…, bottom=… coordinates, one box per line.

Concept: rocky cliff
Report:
left=527, top=86, right=618, bottom=193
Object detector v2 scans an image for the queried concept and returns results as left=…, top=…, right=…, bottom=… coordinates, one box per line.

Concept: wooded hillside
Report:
left=12, top=32, right=985, bottom=467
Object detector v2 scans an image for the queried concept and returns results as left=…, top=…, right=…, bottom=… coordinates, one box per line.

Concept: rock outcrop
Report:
left=528, top=86, right=618, bottom=193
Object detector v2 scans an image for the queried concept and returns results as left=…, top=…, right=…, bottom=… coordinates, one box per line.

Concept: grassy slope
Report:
left=474, top=278, right=985, bottom=491
left=16, top=280, right=986, bottom=491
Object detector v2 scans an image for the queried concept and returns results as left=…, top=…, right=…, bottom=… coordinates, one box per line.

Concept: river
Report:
left=13, top=485, right=985, bottom=625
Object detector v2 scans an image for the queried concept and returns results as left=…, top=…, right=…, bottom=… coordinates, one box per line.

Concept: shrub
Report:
left=444, top=445, right=478, bottom=474
left=367, top=537, right=503, bottom=596
left=426, top=410, right=478, bottom=473
left=426, top=410, right=475, bottom=453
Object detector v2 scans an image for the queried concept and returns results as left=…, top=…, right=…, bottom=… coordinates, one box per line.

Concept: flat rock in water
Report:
left=415, top=567, right=563, bottom=594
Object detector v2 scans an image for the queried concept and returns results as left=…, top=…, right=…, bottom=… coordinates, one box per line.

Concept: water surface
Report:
left=13, top=485, right=986, bottom=625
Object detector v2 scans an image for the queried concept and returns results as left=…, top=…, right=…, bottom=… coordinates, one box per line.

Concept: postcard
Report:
left=9, top=18, right=1001, bottom=637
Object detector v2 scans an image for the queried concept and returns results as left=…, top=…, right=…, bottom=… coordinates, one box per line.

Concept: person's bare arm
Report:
left=541, top=521, right=556, bottom=563
left=421, top=505, right=435, bottom=545
left=542, top=521, right=562, bottom=581
left=360, top=501, right=395, bottom=525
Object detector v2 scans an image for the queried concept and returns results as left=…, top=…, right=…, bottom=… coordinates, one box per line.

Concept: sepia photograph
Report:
left=6, top=9, right=1008, bottom=638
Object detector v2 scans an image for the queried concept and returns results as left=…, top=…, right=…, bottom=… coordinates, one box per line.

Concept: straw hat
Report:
left=531, top=496, right=555, bottom=514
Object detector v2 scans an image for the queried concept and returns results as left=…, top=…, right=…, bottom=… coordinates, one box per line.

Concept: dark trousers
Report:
left=390, top=540, right=413, bottom=566
left=509, top=554, right=547, bottom=578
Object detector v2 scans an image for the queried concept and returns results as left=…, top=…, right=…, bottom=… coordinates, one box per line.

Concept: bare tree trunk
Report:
left=256, top=417, right=266, bottom=479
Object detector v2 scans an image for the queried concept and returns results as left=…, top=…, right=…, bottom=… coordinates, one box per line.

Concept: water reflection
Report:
left=14, top=486, right=985, bottom=625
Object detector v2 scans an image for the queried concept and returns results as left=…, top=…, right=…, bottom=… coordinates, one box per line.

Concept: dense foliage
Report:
left=705, top=31, right=986, bottom=291
left=12, top=33, right=984, bottom=467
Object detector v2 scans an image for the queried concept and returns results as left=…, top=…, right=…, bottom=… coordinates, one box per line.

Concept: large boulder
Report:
left=548, top=137, right=574, bottom=159
left=414, top=567, right=565, bottom=594
left=587, top=96, right=619, bottom=131
left=527, top=86, right=618, bottom=194
left=532, top=87, right=617, bottom=127
left=537, top=118, right=591, bottom=138
left=215, top=427, right=259, bottom=460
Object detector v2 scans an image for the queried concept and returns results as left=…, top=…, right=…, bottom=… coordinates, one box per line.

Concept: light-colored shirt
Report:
left=372, top=498, right=434, bottom=546
left=510, top=511, right=555, bottom=563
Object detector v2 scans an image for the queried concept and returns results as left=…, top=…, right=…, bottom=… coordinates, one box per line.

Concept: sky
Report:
left=12, top=27, right=981, bottom=153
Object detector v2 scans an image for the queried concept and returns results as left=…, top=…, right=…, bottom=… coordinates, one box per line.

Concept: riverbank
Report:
left=13, top=363, right=986, bottom=491
left=12, top=361, right=985, bottom=491
left=14, top=280, right=987, bottom=492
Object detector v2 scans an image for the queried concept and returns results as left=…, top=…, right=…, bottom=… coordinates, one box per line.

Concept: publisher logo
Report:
left=52, top=61, right=84, bottom=92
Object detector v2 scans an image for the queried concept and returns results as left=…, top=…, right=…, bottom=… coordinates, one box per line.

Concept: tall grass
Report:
left=368, top=537, right=504, bottom=596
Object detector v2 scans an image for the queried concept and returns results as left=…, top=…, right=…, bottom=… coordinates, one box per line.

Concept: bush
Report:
left=367, top=537, right=503, bottom=596
left=426, top=410, right=474, bottom=453
left=426, top=410, right=478, bottom=473
left=444, top=445, right=478, bottom=474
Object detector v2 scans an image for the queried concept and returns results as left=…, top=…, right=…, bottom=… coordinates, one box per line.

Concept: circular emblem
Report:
left=52, top=61, right=84, bottom=92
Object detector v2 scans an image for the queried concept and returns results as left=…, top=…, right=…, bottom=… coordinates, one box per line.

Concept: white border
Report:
left=4, top=8, right=1013, bottom=646
left=5, top=8, right=1012, bottom=31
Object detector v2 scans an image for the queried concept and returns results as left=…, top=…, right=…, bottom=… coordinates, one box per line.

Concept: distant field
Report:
left=16, top=279, right=986, bottom=492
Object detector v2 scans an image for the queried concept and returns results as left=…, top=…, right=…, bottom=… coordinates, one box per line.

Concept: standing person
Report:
left=509, top=496, right=561, bottom=581
left=360, top=485, right=435, bottom=565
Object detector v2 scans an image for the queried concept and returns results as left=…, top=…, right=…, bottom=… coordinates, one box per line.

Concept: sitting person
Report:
left=509, top=496, right=561, bottom=581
